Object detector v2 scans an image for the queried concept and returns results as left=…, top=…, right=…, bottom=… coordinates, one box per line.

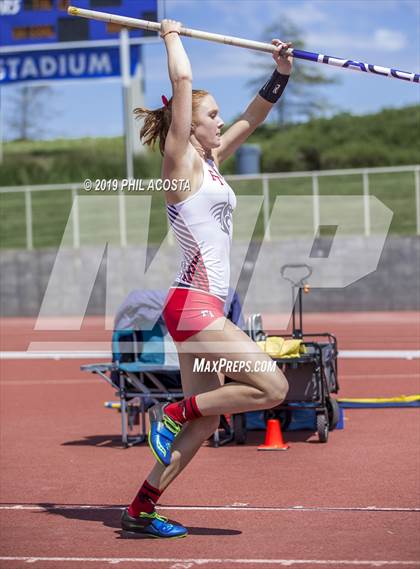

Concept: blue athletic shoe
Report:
left=148, top=403, right=182, bottom=466
left=121, top=508, right=188, bottom=539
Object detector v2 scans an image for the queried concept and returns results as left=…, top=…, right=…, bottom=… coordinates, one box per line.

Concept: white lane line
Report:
left=0, top=352, right=112, bottom=360
left=0, top=505, right=419, bottom=513
left=339, top=350, right=420, bottom=360
left=0, top=379, right=100, bottom=386
left=1, top=350, right=419, bottom=360
left=0, top=556, right=418, bottom=566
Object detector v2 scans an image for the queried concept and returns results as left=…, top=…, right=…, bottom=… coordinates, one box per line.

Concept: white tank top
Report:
left=166, top=157, right=237, bottom=300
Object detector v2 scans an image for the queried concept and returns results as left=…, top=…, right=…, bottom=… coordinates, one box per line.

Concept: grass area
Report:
left=0, top=169, right=417, bottom=249
left=2, top=105, right=419, bottom=186
left=1, top=103, right=419, bottom=248
left=0, top=137, right=163, bottom=186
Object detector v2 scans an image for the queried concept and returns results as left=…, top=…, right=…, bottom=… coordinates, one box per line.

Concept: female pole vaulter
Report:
left=122, top=18, right=292, bottom=539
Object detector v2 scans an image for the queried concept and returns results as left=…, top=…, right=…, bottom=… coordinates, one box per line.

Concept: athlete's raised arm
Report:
left=133, top=19, right=192, bottom=162
left=215, top=39, right=293, bottom=165
left=160, top=19, right=193, bottom=162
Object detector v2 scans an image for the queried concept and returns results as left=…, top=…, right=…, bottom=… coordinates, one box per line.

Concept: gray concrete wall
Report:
left=0, top=236, right=419, bottom=317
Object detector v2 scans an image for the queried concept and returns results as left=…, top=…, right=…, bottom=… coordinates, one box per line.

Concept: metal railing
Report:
left=0, top=165, right=419, bottom=250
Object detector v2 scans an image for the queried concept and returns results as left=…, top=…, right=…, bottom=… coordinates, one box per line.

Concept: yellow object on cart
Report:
left=257, top=337, right=307, bottom=359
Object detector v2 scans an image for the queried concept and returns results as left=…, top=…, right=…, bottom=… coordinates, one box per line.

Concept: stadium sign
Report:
left=0, top=45, right=138, bottom=83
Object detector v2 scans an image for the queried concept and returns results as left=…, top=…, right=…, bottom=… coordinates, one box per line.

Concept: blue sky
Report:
left=3, top=0, right=420, bottom=140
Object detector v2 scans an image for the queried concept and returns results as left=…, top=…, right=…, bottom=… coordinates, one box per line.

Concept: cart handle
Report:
left=280, top=264, right=313, bottom=286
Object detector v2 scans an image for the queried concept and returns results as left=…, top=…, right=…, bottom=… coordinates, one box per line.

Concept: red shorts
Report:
left=163, top=286, right=225, bottom=342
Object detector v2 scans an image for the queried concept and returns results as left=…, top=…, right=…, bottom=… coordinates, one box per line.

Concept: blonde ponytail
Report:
left=134, top=103, right=171, bottom=156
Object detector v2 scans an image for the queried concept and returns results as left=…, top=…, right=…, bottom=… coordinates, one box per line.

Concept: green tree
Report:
left=250, top=17, right=339, bottom=124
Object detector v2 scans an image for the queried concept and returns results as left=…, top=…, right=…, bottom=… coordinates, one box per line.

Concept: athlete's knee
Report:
left=262, top=370, right=289, bottom=407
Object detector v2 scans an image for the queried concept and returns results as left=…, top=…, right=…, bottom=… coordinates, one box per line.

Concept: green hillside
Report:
left=1, top=105, right=419, bottom=185
left=230, top=104, right=420, bottom=173
left=1, top=105, right=419, bottom=248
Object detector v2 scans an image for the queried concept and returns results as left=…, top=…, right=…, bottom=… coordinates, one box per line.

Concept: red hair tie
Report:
left=161, top=95, right=169, bottom=107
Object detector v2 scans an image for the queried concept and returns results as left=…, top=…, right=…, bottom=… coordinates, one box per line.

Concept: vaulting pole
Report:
left=68, top=6, right=419, bottom=84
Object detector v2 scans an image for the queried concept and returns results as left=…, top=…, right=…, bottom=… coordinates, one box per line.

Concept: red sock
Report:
left=164, top=395, right=203, bottom=425
left=128, top=480, right=162, bottom=517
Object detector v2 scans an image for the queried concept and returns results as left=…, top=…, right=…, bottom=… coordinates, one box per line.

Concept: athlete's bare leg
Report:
left=147, top=350, right=222, bottom=491
left=181, top=317, right=289, bottom=415
left=147, top=317, right=288, bottom=491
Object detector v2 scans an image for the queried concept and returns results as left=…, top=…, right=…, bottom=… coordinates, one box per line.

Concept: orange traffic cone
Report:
left=258, top=419, right=289, bottom=451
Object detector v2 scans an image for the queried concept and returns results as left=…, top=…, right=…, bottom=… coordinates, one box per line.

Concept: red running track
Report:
left=1, top=311, right=419, bottom=351
left=0, top=314, right=419, bottom=569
